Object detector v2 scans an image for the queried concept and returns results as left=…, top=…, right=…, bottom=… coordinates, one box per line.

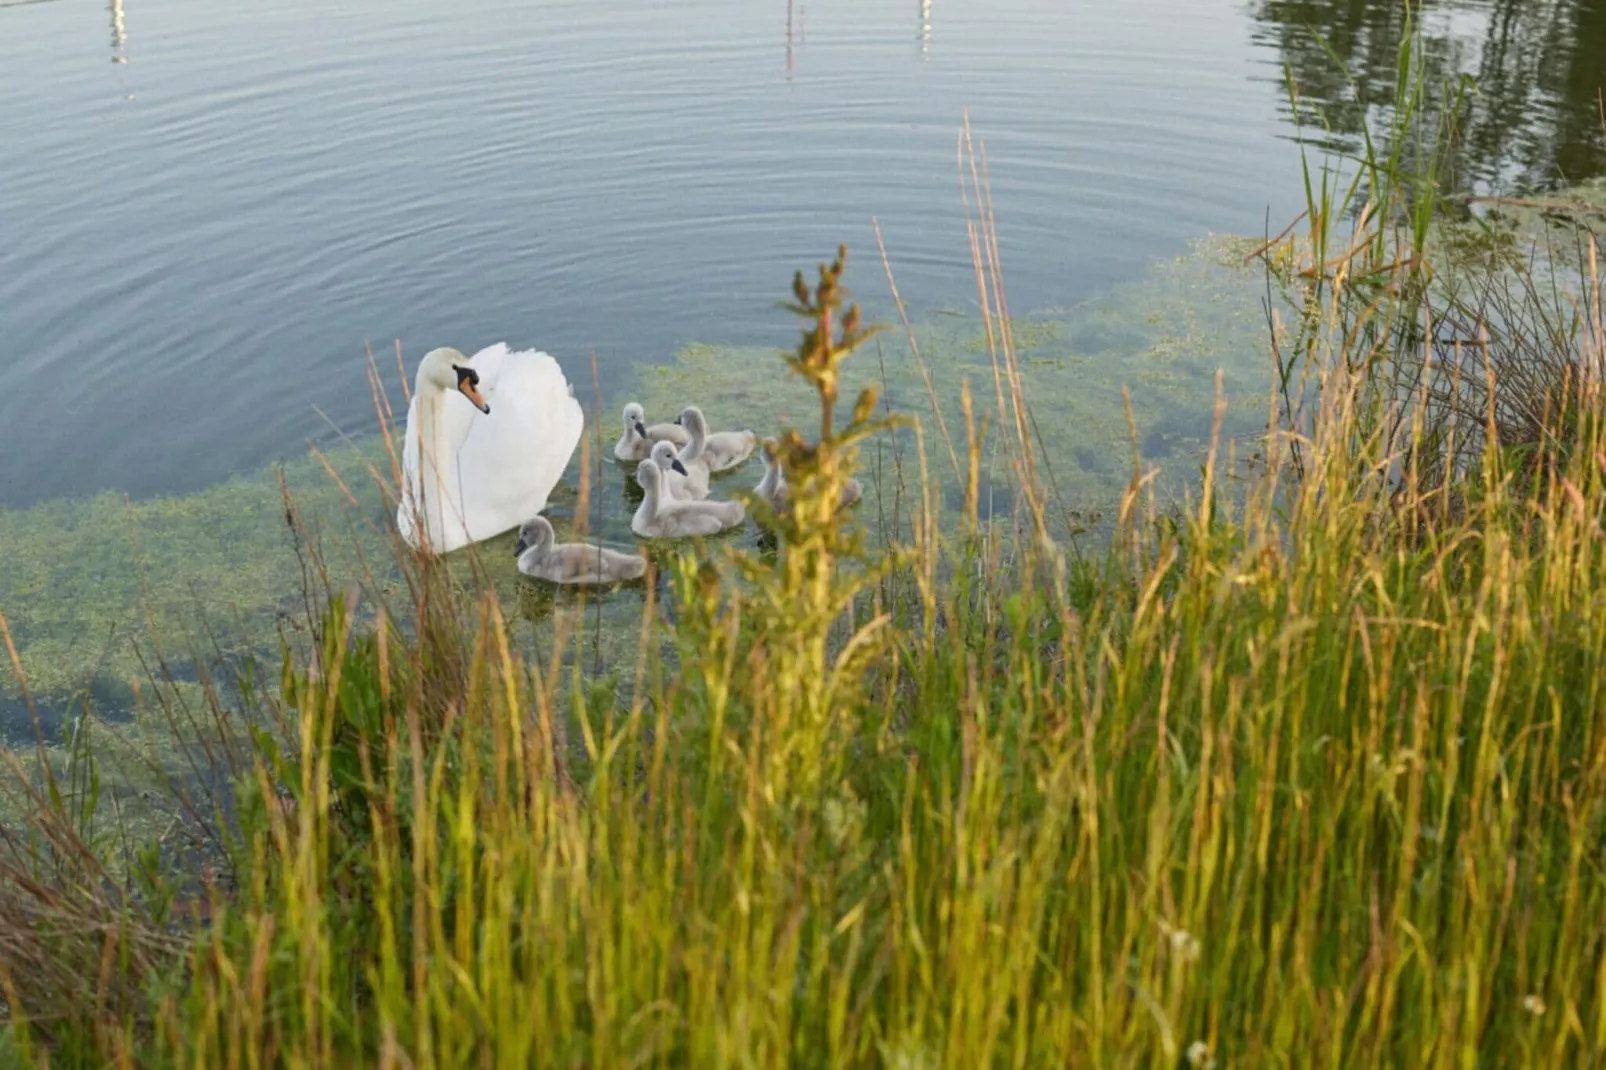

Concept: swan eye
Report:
left=452, top=364, right=480, bottom=388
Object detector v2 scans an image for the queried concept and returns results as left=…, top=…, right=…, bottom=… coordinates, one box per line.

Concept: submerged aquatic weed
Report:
left=0, top=235, right=1273, bottom=729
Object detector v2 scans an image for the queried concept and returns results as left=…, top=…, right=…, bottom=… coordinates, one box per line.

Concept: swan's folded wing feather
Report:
left=453, top=348, right=584, bottom=542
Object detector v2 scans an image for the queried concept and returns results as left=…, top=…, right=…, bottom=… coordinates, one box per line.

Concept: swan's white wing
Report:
left=663, top=499, right=740, bottom=537
left=451, top=345, right=584, bottom=544
left=663, top=465, right=710, bottom=501
left=661, top=509, right=717, bottom=537
left=704, top=431, right=756, bottom=472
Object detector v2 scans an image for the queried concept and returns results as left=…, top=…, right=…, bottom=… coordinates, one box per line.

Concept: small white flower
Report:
left=1168, top=927, right=1201, bottom=963
left=1523, top=994, right=1546, bottom=1017
left=1186, top=1040, right=1215, bottom=1068
left=880, top=1036, right=938, bottom=1070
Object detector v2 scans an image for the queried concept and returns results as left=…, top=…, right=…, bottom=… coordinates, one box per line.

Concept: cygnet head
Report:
left=622, top=402, right=647, bottom=439
left=650, top=440, right=689, bottom=476
left=418, top=347, right=490, bottom=414
left=512, top=516, right=554, bottom=558
left=635, top=458, right=662, bottom=495
left=675, top=406, right=708, bottom=436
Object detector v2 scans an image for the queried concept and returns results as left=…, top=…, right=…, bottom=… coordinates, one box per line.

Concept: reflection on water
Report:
left=1251, top=0, right=1606, bottom=192
left=109, top=0, right=127, bottom=64
left=785, top=0, right=806, bottom=76
left=785, top=0, right=795, bottom=76
left=919, top=0, right=932, bottom=56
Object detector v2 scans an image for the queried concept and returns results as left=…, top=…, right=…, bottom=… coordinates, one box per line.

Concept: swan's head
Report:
left=512, top=516, right=554, bottom=559
left=635, top=458, right=661, bottom=494
left=622, top=402, right=648, bottom=439
left=674, top=406, right=707, bottom=436
left=650, top=440, right=689, bottom=476
left=761, top=436, right=781, bottom=463
left=419, top=347, right=491, bottom=414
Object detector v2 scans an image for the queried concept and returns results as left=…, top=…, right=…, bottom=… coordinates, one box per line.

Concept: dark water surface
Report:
left=1, top=0, right=1601, bottom=509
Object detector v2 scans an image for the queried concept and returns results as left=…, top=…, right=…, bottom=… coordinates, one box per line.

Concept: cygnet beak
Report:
left=672, top=458, right=688, bottom=476
left=635, top=420, right=649, bottom=438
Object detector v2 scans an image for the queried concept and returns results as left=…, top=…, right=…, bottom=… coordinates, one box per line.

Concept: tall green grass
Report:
left=4, top=63, right=1606, bottom=1066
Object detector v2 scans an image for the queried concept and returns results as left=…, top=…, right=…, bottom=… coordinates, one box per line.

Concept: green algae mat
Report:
left=0, top=238, right=1274, bottom=727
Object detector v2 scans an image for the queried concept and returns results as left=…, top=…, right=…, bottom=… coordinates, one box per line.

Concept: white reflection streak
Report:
left=110, top=0, right=127, bottom=64
left=919, top=0, right=931, bottom=56
left=786, top=0, right=806, bottom=78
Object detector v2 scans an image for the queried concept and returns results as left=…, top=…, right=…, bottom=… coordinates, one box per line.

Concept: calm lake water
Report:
left=3, top=0, right=1288, bottom=509
left=1, top=0, right=1603, bottom=736
left=1, top=0, right=1601, bottom=510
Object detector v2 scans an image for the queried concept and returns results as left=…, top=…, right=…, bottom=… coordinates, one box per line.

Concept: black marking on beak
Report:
left=635, top=420, right=649, bottom=438
left=673, top=414, right=683, bottom=426
left=454, top=363, right=490, bottom=414
left=513, top=536, right=528, bottom=557
left=671, top=458, right=688, bottom=476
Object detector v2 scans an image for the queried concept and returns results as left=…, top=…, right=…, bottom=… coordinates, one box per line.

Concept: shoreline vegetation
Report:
left=4, top=50, right=1606, bottom=1068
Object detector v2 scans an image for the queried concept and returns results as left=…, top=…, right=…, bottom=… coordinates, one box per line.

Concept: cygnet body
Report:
left=651, top=440, right=708, bottom=500
left=513, top=516, right=647, bottom=585
left=755, top=437, right=863, bottom=515
left=613, top=402, right=691, bottom=462
left=676, top=406, right=758, bottom=474
left=633, top=459, right=746, bottom=538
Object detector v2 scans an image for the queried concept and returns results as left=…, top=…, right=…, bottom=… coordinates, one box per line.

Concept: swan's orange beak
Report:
left=458, top=380, right=490, bottom=414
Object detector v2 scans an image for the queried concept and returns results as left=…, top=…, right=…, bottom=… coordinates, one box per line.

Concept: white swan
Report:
left=755, top=436, right=864, bottom=514
left=676, top=406, right=757, bottom=474
left=651, top=440, right=708, bottom=500
left=513, top=516, right=647, bottom=585
left=397, top=344, right=584, bottom=554
left=632, top=459, right=745, bottom=538
left=613, top=401, right=690, bottom=462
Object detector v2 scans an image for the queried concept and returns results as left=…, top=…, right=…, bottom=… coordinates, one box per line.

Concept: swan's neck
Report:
left=679, top=424, right=705, bottom=464
left=639, top=479, right=661, bottom=522
left=756, top=462, right=779, bottom=499
left=414, top=387, right=456, bottom=548
left=520, top=540, right=550, bottom=570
